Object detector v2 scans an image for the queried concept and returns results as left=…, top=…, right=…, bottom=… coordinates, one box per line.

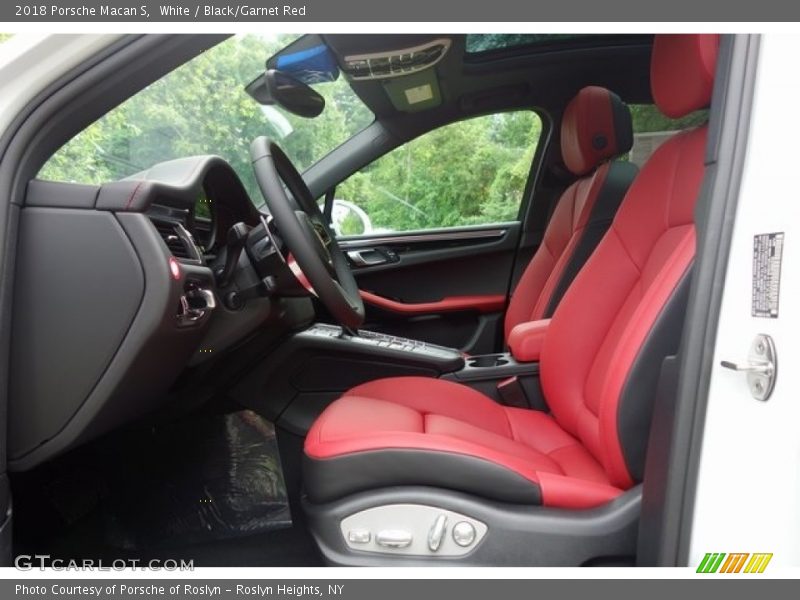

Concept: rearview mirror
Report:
left=245, top=69, right=325, bottom=119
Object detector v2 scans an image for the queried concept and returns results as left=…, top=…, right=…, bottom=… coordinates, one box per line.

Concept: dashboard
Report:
left=9, top=156, right=306, bottom=471
left=143, top=155, right=261, bottom=256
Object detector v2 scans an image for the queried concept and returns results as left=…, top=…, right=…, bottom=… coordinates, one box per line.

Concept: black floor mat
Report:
left=103, top=409, right=292, bottom=549
left=12, top=410, right=322, bottom=566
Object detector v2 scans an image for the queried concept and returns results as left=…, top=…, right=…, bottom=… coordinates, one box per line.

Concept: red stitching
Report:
left=124, top=181, right=145, bottom=211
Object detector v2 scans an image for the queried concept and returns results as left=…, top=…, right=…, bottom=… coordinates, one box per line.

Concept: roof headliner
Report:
left=320, top=34, right=654, bottom=133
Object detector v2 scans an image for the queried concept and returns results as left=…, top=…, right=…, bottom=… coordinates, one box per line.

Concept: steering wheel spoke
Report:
left=250, top=137, right=365, bottom=329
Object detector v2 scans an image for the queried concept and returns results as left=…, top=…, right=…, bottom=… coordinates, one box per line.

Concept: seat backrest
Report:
left=505, top=86, right=636, bottom=339
left=540, top=34, right=720, bottom=489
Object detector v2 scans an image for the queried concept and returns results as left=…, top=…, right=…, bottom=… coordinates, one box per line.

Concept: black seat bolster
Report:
left=543, top=160, right=639, bottom=317
left=303, top=449, right=543, bottom=505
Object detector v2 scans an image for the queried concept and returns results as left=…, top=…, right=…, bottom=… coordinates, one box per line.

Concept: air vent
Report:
left=152, top=220, right=192, bottom=259
left=343, top=38, right=451, bottom=81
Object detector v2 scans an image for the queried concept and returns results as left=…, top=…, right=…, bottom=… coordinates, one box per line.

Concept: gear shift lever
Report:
left=339, top=326, right=359, bottom=338
left=215, top=222, right=249, bottom=288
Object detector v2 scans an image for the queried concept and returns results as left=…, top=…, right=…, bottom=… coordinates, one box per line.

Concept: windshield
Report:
left=39, top=35, right=374, bottom=203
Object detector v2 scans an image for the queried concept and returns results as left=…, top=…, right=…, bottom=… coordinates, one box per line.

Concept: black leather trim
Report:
left=304, top=449, right=542, bottom=505
left=543, top=160, right=638, bottom=317
left=609, top=90, right=634, bottom=156
left=93, top=155, right=258, bottom=221
left=26, top=179, right=100, bottom=209
left=618, top=266, right=693, bottom=482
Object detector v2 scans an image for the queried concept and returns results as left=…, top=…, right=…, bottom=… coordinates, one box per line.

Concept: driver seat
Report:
left=303, top=35, right=719, bottom=513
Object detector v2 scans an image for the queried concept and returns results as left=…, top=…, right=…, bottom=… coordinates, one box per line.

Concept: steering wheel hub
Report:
left=297, top=211, right=335, bottom=269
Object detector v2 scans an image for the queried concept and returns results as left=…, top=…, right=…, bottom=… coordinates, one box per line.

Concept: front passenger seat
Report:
left=302, top=34, right=719, bottom=564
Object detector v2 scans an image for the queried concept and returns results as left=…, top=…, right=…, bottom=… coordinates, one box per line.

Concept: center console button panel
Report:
left=305, top=323, right=462, bottom=362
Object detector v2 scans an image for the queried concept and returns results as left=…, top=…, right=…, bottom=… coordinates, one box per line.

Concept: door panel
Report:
left=338, top=223, right=521, bottom=353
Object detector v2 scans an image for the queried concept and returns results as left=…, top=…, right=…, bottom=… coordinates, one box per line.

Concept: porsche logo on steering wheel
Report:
left=310, top=220, right=334, bottom=266
left=312, top=221, right=332, bottom=248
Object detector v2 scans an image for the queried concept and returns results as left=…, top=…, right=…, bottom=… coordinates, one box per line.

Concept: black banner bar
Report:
left=4, top=579, right=793, bottom=600
left=1, top=0, right=799, bottom=22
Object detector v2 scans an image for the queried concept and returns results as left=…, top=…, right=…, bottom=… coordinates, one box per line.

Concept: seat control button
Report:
left=347, top=529, right=371, bottom=544
left=375, top=530, right=413, bottom=549
left=427, top=514, right=448, bottom=552
left=452, top=521, right=476, bottom=547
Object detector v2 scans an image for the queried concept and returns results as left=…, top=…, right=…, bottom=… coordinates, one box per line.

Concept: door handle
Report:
left=347, top=249, right=388, bottom=267
left=720, top=334, right=777, bottom=401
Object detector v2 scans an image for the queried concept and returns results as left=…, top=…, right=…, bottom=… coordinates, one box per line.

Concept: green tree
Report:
left=465, top=34, right=576, bottom=54
left=337, top=111, right=542, bottom=231
left=39, top=35, right=372, bottom=203
left=37, top=35, right=707, bottom=237
left=629, top=104, right=708, bottom=133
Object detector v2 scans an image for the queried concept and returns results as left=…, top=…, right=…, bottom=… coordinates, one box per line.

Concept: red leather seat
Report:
left=504, top=86, right=637, bottom=337
left=304, top=34, right=720, bottom=510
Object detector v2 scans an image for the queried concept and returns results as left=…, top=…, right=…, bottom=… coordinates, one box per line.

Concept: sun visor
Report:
left=383, top=69, right=442, bottom=113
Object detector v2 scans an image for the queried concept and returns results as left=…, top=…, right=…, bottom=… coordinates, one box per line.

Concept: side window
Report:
left=629, top=104, right=709, bottom=166
left=36, top=35, right=373, bottom=203
left=333, top=111, right=542, bottom=236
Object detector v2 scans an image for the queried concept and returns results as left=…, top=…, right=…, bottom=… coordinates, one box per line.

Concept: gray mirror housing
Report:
left=245, top=69, right=325, bottom=118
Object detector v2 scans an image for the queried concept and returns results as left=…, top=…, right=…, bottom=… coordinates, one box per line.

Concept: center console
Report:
left=232, top=323, right=544, bottom=438
left=304, top=323, right=464, bottom=368
left=232, top=323, right=465, bottom=435
left=442, top=352, right=545, bottom=410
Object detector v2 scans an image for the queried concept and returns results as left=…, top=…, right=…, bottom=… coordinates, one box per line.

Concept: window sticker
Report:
left=751, top=232, right=784, bottom=318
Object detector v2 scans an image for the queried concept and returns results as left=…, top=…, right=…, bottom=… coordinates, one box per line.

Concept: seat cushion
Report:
left=304, top=377, right=623, bottom=508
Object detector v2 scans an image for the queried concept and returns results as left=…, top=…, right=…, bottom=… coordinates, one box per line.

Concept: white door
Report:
left=688, top=34, right=800, bottom=568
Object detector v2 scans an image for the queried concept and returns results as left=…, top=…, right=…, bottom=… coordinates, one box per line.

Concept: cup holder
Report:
left=468, top=355, right=509, bottom=368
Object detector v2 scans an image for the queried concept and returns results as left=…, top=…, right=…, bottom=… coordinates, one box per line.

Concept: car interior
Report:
left=8, top=33, right=726, bottom=566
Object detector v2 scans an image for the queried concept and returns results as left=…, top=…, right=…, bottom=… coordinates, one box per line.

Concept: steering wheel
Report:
left=250, top=137, right=365, bottom=329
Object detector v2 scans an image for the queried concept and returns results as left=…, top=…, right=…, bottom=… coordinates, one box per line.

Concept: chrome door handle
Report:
left=347, top=249, right=388, bottom=267
left=720, top=334, right=777, bottom=401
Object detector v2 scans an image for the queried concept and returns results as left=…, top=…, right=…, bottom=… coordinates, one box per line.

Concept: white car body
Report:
left=688, top=34, right=800, bottom=566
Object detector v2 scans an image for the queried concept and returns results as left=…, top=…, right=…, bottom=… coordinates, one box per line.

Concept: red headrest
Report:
left=651, top=34, right=720, bottom=118
left=560, top=86, right=633, bottom=176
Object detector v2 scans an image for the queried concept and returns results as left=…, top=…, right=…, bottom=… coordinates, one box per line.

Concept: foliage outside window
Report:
left=628, top=104, right=708, bottom=166
left=629, top=104, right=708, bottom=133
left=34, top=32, right=706, bottom=238
left=0, top=33, right=13, bottom=44
left=335, top=112, right=541, bottom=235
left=38, top=35, right=374, bottom=202
left=466, top=34, right=582, bottom=54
